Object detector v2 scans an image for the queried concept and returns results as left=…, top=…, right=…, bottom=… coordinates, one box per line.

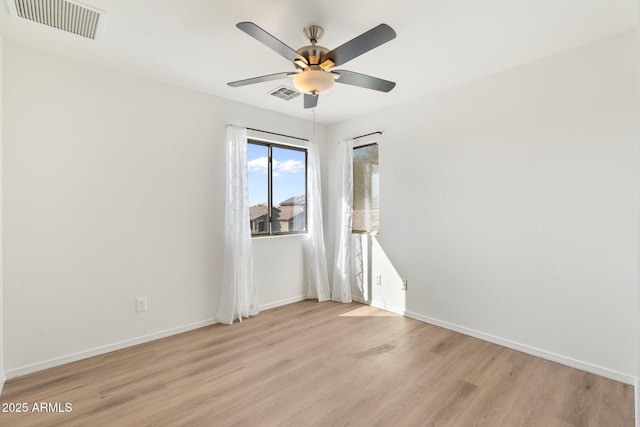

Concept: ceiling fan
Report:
left=227, top=22, right=396, bottom=109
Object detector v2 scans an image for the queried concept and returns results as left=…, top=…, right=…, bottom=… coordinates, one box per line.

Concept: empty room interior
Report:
left=0, top=0, right=639, bottom=425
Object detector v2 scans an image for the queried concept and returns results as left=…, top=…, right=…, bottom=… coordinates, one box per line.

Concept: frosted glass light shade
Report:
left=292, top=69, right=335, bottom=94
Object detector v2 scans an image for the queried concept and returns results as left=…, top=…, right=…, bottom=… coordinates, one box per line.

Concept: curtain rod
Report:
left=353, top=131, right=382, bottom=140
left=246, top=127, right=309, bottom=142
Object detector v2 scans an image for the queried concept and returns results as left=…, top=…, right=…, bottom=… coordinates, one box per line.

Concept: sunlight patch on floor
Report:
left=339, top=305, right=399, bottom=317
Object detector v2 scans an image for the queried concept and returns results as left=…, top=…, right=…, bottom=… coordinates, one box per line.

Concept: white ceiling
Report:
left=0, top=0, right=636, bottom=124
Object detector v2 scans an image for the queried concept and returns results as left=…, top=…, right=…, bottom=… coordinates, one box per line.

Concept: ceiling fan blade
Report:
left=227, top=72, right=295, bottom=87
left=321, top=24, right=396, bottom=67
left=237, top=22, right=308, bottom=66
left=304, top=93, right=319, bottom=109
left=332, top=70, right=396, bottom=92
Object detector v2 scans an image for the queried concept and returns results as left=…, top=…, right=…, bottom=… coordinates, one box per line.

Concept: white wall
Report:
left=328, top=32, right=638, bottom=382
left=2, top=41, right=326, bottom=377
left=3, top=27, right=636, bottom=393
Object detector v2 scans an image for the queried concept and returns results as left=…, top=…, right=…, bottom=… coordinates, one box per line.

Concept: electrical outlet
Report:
left=136, top=297, right=148, bottom=313
left=401, top=279, right=407, bottom=291
left=375, top=274, right=382, bottom=286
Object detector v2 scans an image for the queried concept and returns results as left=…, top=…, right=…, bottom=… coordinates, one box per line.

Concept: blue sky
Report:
left=247, top=144, right=306, bottom=206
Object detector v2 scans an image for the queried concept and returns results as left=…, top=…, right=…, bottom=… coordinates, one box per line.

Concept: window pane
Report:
left=271, top=146, right=306, bottom=233
left=353, top=144, right=379, bottom=233
left=247, top=143, right=269, bottom=235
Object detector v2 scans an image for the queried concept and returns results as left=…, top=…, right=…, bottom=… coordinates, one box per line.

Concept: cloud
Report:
left=248, top=156, right=268, bottom=173
left=248, top=157, right=305, bottom=178
left=273, top=159, right=304, bottom=175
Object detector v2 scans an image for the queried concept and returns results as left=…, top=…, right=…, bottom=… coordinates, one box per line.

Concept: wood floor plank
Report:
left=0, top=301, right=634, bottom=426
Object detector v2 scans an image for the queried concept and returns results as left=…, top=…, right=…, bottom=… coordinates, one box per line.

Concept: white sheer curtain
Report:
left=305, top=142, right=330, bottom=302
left=332, top=139, right=354, bottom=303
left=216, top=125, right=259, bottom=324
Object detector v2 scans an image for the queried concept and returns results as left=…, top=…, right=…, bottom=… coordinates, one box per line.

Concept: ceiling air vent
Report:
left=269, top=86, right=300, bottom=101
left=8, top=0, right=104, bottom=40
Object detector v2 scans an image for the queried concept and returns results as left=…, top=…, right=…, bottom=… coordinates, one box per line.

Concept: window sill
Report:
left=251, top=232, right=308, bottom=239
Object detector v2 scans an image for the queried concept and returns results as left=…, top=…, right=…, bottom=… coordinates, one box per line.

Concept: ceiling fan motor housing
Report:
left=295, top=45, right=329, bottom=68
left=295, top=25, right=332, bottom=69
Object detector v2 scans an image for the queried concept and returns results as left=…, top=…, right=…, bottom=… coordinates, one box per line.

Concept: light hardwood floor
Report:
left=0, top=301, right=634, bottom=426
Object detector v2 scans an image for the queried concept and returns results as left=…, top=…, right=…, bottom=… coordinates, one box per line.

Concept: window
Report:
left=247, top=140, right=307, bottom=236
left=353, top=143, right=379, bottom=233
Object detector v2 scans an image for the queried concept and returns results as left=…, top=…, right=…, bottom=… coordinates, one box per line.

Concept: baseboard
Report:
left=258, top=294, right=308, bottom=311
left=353, top=296, right=635, bottom=385
left=5, top=318, right=217, bottom=380
left=5, top=295, right=310, bottom=380
left=0, top=373, right=5, bottom=396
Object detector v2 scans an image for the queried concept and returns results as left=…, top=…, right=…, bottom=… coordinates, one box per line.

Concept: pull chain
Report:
left=312, top=108, right=316, bottom=135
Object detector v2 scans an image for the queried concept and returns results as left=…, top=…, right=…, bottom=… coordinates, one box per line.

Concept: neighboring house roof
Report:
left=250, top=205, right=286, bottom=221
left=249, top=205, right=268, bottom=221
left=279, top=195, right=305, bottom=206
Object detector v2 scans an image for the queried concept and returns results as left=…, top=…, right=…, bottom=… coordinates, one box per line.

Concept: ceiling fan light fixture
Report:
left=292, top=69, right=336, bottom=94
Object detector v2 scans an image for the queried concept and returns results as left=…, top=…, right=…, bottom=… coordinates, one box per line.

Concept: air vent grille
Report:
left=269, top=86, right=300, bottom=101
left=11, top=0, right=102, bottom=39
